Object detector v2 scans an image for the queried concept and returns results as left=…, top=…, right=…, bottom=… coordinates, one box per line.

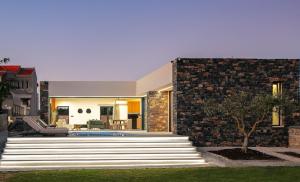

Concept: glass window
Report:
left=272, top=82, right=282, bottom=97
left=101, top=106, right=113, bottom=115
left=57, top=106, right=69, bottom=115
left=272, top=82, right=283, bottom=126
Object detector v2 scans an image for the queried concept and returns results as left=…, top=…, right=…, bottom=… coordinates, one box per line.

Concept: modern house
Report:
left=1, top=58, right=299, bottom=170
left=0, top=65, right=38, bottom=121
left=40, top=58, right=300, bottom=147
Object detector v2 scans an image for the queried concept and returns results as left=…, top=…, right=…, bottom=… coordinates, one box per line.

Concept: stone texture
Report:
left=173, top=58, right=300, bottom=147
left=147, top=91, right=169, bottom=132
left=0, top=114, right=8, bottom=132
left=289, top=127, right=300, bottom=148
left=40, top=81, right=49, bottom=124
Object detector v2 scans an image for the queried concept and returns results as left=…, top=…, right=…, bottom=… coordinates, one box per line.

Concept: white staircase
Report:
left=0, top=137, right=208, bottom=170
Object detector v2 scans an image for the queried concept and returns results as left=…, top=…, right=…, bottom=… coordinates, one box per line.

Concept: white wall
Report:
left=55, top=98, right=116, bottom=125
left=49, top=81, right=136, bottom=97
left=48, top=63, right=173, bottom=97
left=136, top=63, right=172, bottom=95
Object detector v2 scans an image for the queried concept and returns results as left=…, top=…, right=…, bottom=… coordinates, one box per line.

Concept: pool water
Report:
left=69, top=131, right=134, bottom=137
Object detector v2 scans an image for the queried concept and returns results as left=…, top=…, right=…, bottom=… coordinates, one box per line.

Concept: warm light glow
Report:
left=272, top=82, right=282, bottom=97
left=158, top=86, right=173, bottom=92
left=272, top=84, right=278, bottom=97
left=118, top=104, right=128, bottom=120
left=115, top=100, right=128, bottom=120
left=272, top=82, right=283, bottom=126
left=272, top=107, right=280, bottom=126
left=115, top=100, right=127, bottom=105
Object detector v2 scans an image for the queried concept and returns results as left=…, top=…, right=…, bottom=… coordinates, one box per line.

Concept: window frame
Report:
left=57, top=106, right=69, bottom=116
left=272, top=82, right=283, bottom=127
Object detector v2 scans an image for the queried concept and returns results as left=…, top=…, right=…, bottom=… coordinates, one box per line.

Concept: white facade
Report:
left=45, top=62, right=173, bottom=127
left=48, top=62, right=173, bottom=97
left=54, top=98, right=121, bottom=125
left=136, top=63, right=172, bottom=95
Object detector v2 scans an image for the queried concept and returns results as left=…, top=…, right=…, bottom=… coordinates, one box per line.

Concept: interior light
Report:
left=158, top=86, right=173, bottom=92
left=115, top=100, right=127, bottom=105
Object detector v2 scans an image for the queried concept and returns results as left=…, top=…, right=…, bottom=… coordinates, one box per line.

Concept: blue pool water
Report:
left=69, top=131, right=134, bottom=137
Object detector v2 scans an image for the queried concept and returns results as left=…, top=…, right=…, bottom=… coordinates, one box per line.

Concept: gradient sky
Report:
left=0, top=0, right=299, bottom=81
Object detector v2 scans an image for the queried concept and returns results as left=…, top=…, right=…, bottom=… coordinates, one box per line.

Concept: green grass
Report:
left=5, top=167, right=300, bottom=182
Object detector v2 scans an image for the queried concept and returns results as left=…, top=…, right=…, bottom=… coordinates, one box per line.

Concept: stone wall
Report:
left=40, top=81, right=49, bottom=124
left=142, top=97, right=148, bottom=131
left=0, top=114, right=8, bottom=152
left=0, top=114, right=7, bottom=132
left=147, top=91, right=169, bottom=132
left=173, top=58, right=300, bottom=147
left=289, top=127, right=300, bottom=148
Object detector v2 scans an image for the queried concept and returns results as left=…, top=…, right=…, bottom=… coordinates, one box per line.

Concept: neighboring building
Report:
left=0, top=65, right=38, bottom=121
left=40, top=58, right=300, bottom=147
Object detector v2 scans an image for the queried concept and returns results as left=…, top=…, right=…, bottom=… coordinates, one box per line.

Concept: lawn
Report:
left=4, top=167, right=300, bottom=182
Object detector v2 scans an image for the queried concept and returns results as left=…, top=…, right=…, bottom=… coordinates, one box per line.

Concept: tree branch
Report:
left=247, top=112, right=267, bottom=138
left=232, top=115, right=245, bottom=134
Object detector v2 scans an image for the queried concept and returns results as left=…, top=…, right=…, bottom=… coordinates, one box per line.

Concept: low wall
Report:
left=289, top=126, right=300, bottom=148
left=0, top=114, right=8, bottom=152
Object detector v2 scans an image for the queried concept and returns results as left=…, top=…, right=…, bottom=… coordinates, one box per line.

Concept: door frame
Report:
left=99, top=105, right=114, bottom=128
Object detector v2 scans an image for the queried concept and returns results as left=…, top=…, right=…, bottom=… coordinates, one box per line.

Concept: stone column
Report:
left=147, top=91, right=169, bottom=132
left=40, top=81, right=49, bottom=124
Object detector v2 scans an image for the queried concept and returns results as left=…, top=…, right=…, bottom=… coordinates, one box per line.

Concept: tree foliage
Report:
left=0, top=82, right=10, bottom=113
left=0, top=57, right=11, bottom=113
left=204, top=91, right=299, bottom=153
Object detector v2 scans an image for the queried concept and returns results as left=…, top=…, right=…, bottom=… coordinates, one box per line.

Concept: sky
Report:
left=0, top=0, right=299, bottom=81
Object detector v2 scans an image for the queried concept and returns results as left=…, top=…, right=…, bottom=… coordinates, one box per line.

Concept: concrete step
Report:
left=0, top=159, right=206, bottom=168
left=3, top=147, right=197, bottom=154
left=1, top=153, right=201, bottom=161
left=0, top=137, right=208, bottom=171
left=0, top=162, right=209, bottom=170
left=5, top=142, right=192, bottom=149
left=6, top=137, right=189, bottom=143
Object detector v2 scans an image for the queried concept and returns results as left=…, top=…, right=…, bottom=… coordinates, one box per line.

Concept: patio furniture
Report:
left=127, top=119, right=132, bottom=130
left=73, top=124, right=81, bottom=130
left=87, top=120, right=105, bottom=129
left=73, top=124, right=88, bottom=130
left=23, top=116, right=68, bottom=136
left=112, top=120, right=127, bottom=130
left=56, top=119, right=73, bottom=130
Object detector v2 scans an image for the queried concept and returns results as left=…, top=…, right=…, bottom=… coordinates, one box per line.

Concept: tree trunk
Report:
left=242, top=135, right=249, bottom=153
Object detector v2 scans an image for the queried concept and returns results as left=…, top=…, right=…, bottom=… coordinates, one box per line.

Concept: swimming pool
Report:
left=68, top=131, right=135, bottom=137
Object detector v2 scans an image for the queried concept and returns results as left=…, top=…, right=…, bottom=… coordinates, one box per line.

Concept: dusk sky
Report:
left=0, top=0, right=299, bottom=81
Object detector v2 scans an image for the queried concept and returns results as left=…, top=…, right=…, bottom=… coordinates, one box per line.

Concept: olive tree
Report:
left=203, top=91, right=298, bottom=153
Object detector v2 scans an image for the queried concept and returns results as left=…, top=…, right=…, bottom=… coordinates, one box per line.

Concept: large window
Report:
left=272, top=82, right=283, bottom=126
left=57, top=106, right=69, bottom=116
left=100, top=106, right=113, bottom=116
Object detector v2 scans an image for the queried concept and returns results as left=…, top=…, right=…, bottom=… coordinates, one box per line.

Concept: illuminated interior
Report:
left=272, top=82, right=283, bottom=126
left=49, top=97, right=143, bottom=130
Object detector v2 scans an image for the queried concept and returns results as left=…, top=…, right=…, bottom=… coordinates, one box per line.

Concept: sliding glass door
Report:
left=100, top=106, right=114, bottom=129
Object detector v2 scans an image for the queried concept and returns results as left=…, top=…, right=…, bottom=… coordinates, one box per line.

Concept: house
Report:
left=40, top=58, right=300, bottom=147
left=0, top=65, right=38, bottom=121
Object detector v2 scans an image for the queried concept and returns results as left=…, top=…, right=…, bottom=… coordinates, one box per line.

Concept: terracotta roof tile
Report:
left=18, top=68, right=35, bottom=76
left=0, top=65, right=21, bottom=73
